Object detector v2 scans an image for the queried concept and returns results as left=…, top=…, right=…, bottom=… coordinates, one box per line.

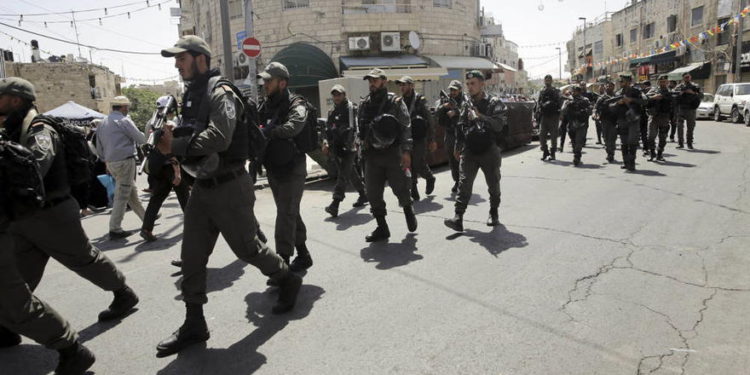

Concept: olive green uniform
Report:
left=400, top=92, right=435, bottom=189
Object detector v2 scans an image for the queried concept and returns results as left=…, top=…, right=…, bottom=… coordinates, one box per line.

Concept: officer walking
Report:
left=396, top=76, right=436, bottom=201
left=594, top=80, right=618, bottom=163
left=444, top=70, right=507, bottom=232
left=357, top=68, right=417, bottom=242
left=645, top=75, right=674, bottom=162
left=323, top=84, right=367, bottom=218
left=610, top=74, right=643, bottom=172
left=668, top=80, right=679, bottom=142
left=562, top=86, right=592, bottom=166
left=536, top=74, right=562, bottom=161
left=156, top=36, right=301, bottom=357
left=673, top=73, right=703, bottom=149
left=95, top=96, right=147, bottom=239
left=638, top=81, right=652, bottom=156
left=0, top=77, right=139, bottom=322
left=257, top=62, right=313, bottom=272
left=435, top=80, right=465, bottom=193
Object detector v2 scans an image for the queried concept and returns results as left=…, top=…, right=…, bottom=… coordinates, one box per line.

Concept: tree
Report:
left=121, top=87, right=161, bottom=131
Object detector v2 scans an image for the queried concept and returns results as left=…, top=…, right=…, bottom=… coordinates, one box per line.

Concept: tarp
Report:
left=44, top=101, right=105, bottom=121
left=339, top=55, right=429, bottom=70
left=424, top=55, right=498, bottom=70
left=666, top=62, right=711, bottom=81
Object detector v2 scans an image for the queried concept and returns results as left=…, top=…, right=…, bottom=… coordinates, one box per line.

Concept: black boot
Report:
left=171, top=260, right=182, bottom=268
left=677, top=142, right=684, bottom=149
left=257, top=224, right=268, bottom=243
left=404, top=205, right=418, bottom=232
left=549, top=148, right=556, bottom=161
left=289, top=243, right=313, bottom=272
left=444, top=213, right=464, bottom=232
left=56, top=341, right=95, bottom=375
left=657, top=151, right=665, bottom=161
left=687, top=142, right=694, bottom=149
left=325, top=199, right=340, bottom=218
left=98, top=286, right=138, bottom=321
left=487, top=208, right=500, bottom=227
left=649, top=149, right=656, bottom=161
left=606, top=154, right=615, bottom=163
left=573, top=154, right=581, bottom=166
left=272, top=272, right=302, bottom=314
left=352, top=194, right=368, bottom=208
left=156, top=304, right=210, bottom=358
left=541, top=149, right=550, bottom=161
left=451, top=182, right=459, bottom=194
left=366, top=216, right=390, bottom=242
left=0, top=326, right=21, bottom=348
left=425, top=177, right=436, bottom=195
left=411, top=183, right=420, bottom=201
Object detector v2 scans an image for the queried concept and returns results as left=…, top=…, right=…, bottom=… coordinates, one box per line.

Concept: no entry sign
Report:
left=242, top=37, right=261, bottom=58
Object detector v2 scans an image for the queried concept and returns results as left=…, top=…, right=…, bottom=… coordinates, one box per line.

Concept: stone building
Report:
left=4, top=61, right=122, bottom=113
left=176, top=0, right=519, bottom=107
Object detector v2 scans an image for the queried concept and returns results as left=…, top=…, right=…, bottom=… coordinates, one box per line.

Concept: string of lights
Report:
left=0, top=0, right=168, bottom=18
left=1, top=0, right=170, bottom=27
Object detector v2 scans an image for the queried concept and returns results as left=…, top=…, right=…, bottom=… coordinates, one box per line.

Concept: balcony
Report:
left=343, top=0, right=412, bottom=14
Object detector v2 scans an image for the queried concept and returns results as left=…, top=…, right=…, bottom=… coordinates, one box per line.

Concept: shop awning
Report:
left=270, top=42, right=339, bottom=88
left=424, top=55, right=499, bottom=70
left=342, top=67, right=448, bottom=81
left=629, top=50, right=677, bottom=66
left=578, top=48, right=592, bottom=58
left=666, top=62, right=711, bottom=81
left=339, top=55, right=429, bottom=70
left=44, top=101, right=105, bottom=120
left=496, top=62, right=517, bottom=72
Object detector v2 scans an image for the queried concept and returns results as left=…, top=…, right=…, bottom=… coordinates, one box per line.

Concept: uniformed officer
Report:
left=396, top=76, right=436, bottom=201
left=645, top=75, right=674, bottom=162
left=668, top=80, right=678, bottom=141
left=673, top=73, right=702, bottom=149
left=435, top=80, right=465, bottom=193
left=358, top=68, right=417, bottom=242
left=609, top=74, right=643, bottom=172
left=638, top=81, right=652, bottom=156
left=562, top=86, right=592, bottom=166
left=444, top=70, right=507, bottom=232
left=0, top=77, right=139, bottom=325
left=323, top=84, right=367, bottom=218
left=594, top=81, right=618, bottom=163
left=536, top=74, right=562, bottom=161
left=156, top=36, right=301, bottom=357
left=257, top=62, right=313, bottom=272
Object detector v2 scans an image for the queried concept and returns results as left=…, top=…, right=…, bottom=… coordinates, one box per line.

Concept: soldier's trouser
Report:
left=677, top=108, right=697, bottom=145
left=602, top=120, right=618, bottom=157
left=9, top=197, right=126, bottom=292
left=617, top=120, right=640, bottom=166
left=595, top=119, right=603, bottom=143
left=142, top=166, right=190, bottom=232
left=0, top=234, right=77, bottom=350
left=559, top=121, right=568, bottom=149
left=267, top=157, right=308, bottom=258
left=364, top=147, right=412, bottom=218
left=568, top=125, right=588, bottom=158
left=455, top=144, right=502, bottom=214
left=181, top=171, right=288, bottom=305
left=411, top=139, right=434, bottom=185
left=669, top=113, right=678, bottom=138
left=539, top=114, right=559, bottom=152
left=107, top=158, right=146, bottom=233
left=332, top=152, right=365, bottom=202
left=640, top=115, right=649, bottom=149
left=445, top=132, right=460, bottom=183
left=648, top=114, right=671, bottom=153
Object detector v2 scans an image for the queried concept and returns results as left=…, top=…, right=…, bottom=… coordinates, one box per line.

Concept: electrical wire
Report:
left=0, top=0, right=168, bottom=17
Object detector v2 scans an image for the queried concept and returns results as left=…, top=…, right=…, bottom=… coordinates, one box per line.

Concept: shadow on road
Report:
left=413, top=195, right=444, bottom=214
left=683, top=148, right=720, bottom=154
left=156, top=285, right=324, bottom=375
left=360, top=233, right=423, bottom=270
left=629, top=168, right=666, bottom=177
left=173, top=259, right=249, bottom=299
left=658, top=160, right=696, bottom=168
left=447, top=224, right=528, bottom=257
left=324, top=206, right=372, bottom=231
left=0, top=344, right=57, bottom=375
left=444, top=194, right=486, bottom=206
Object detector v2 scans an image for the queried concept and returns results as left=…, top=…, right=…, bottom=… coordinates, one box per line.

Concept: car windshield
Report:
left=702, top=94, right=714, bottom=102
left=736, top=84, right=750, bottom=95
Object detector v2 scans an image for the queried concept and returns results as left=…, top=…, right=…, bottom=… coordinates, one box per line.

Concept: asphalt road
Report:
left=1, top=119, right=749, bottom=375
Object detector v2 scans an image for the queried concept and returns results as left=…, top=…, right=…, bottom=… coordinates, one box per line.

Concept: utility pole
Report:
left=245, top=0, right=257, bottom=101
left=736, top=0, right=745, bottom=83
left=71, top=11, right=83, bottom=60
left=556, top=46, right=562, bottom=80
left=579, top=17, right=587, bottom=82
left=219, top=0, right=234, bottom=82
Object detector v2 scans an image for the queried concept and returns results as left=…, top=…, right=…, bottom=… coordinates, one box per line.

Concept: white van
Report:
left=713, top=83, right=750, bottom=123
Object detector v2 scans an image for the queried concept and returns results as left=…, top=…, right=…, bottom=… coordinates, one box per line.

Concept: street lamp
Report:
left=555, top=46, right=562, bottom=80
left=579, top=17, right=587, bottom=82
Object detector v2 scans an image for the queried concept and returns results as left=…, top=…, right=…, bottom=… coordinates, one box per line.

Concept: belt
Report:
left=42, top=196, right=71, bottom=209
left=195, top=168, right=247, bottom=189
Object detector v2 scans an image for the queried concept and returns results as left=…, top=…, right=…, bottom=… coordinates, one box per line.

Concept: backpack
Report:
left=207, top=77, right=267, bottom=160
left=289, top=95, right=320, bottom=154
left=0, top=136, right=45, bottom=220
left=408, top=95, right=428, bottom=141
left=31, top=115, right=92, bottom=186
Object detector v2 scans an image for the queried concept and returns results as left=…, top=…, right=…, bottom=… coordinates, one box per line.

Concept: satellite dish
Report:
left=408, top=31, right=421, bottom=50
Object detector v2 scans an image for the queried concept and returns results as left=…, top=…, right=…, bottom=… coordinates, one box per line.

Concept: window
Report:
left=616, top=33, right=623, bottom=47
left=630, top=28, right=637, bottom=43
left=737, top=84, right=750, bottom=95
left=692, top=6, right=704, bottom=27
left=667, top=15, right=678, bottom=33
left=717, top=18, right=730, bottom=45
left=643, top=22, right=655, bottom=39
left=594, top=40, right=603, bottom=56
left=434, top=0, right=451, bottom=8
left=283, top=0, right=309, bottom=9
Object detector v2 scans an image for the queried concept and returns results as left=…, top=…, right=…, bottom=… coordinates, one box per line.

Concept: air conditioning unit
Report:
left=349, top=36, right=371, bottom=51
left=381, top=32, right=401, bottom=52
left=234, top=51, right=249, bottom=66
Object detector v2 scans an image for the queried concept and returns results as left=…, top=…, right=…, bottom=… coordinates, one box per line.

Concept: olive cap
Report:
left=0, top=77, right=36, bottom=101
left=161, top=35, right=212, bottom=57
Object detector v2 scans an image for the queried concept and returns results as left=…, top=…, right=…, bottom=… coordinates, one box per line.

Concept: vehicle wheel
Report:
left=731, top=107, right=742, bottom=123
left=714, top=107, right=723, bottom=122
left=745, top=111, right=750, bottom=126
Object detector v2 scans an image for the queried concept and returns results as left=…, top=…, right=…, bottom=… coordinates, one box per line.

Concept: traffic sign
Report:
left=242, top=37, right=261, bottom=58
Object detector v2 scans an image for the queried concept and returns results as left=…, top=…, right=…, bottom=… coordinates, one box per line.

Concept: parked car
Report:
left=696, top=93, right=715, bottom=120
left=713, top=83, right=750, bottom=123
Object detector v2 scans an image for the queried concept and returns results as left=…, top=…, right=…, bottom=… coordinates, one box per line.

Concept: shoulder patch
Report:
left=34, top=132, right=52, bottom=151
left=224, top=97, right=236, bottom=120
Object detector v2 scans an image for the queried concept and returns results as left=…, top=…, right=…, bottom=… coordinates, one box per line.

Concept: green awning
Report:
left=270, top=42, right=339, bottom=88
left=667, top=62, right=711, bottom=81
left=629, top=50, right=677, bottom=66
